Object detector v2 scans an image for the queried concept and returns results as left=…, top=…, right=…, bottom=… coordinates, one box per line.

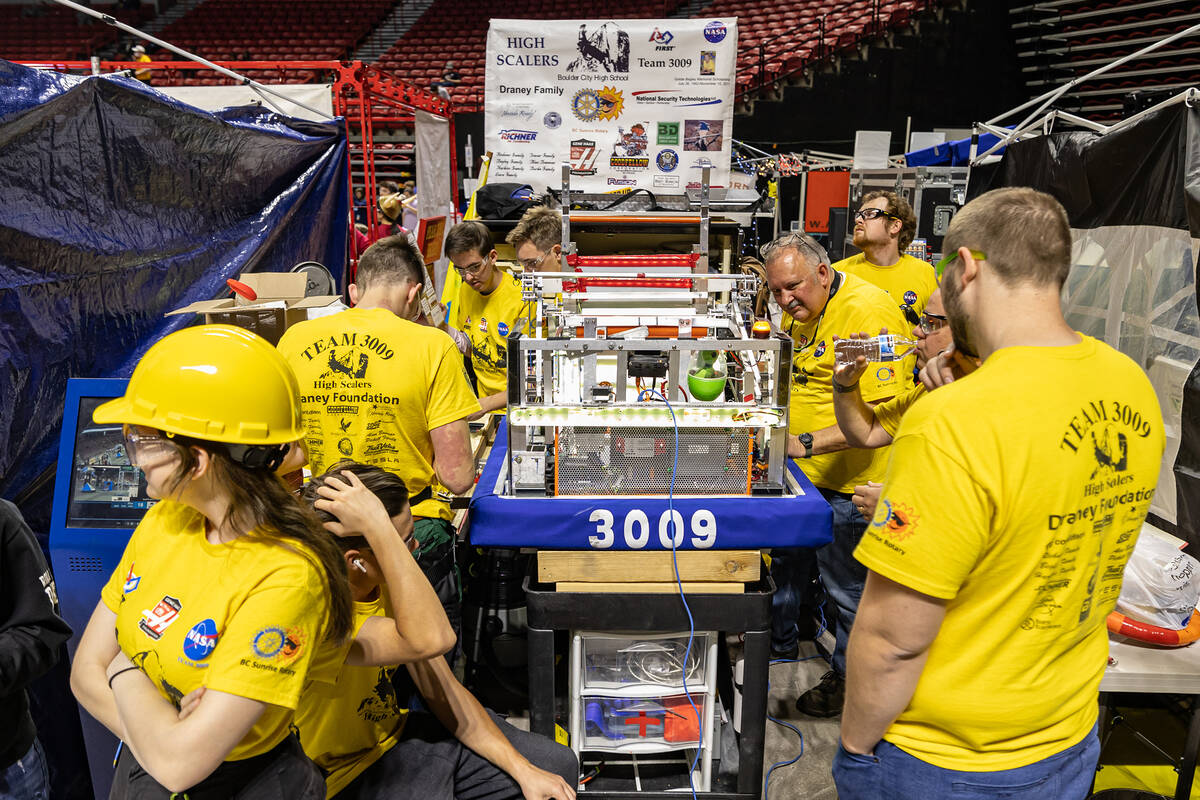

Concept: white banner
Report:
left=156, top=84, right=333, bottom=121
left=485, top=18, right=737, bottom=194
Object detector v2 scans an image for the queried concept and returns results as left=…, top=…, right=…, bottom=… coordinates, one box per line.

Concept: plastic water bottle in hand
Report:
left=834, top=334, right=918, bottom=368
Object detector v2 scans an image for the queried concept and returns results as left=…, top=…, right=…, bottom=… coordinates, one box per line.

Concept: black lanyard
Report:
left=787, top=271, right=843, bottom=385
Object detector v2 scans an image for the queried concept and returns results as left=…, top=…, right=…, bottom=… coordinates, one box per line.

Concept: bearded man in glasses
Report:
left=834, top=191, right=938, bottom=327
left=762, top=231, right=909, bottom=716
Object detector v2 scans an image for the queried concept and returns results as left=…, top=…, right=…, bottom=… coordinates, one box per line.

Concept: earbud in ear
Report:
left=352, top=558, right=368, bottom=574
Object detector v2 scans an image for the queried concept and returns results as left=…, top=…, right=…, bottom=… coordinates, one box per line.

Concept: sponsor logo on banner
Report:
left=613, top=123, right=649, bottom=157
left=499, top=103, right=536, bottom=120
left=683, top=119, right=724, bottom=151
left=183, top=619, right=219, bottom=661
left=500, top=129, right=538, bottom=142
left=649, top=28, right=675, bottom=50
left=656, top=149, right=679, bottom=172
left=632, top=90, right=722, bottom=107
left=571, top=87, right=624, bottom=122
left=570, top=139, right=599, bottom=175
left=544, top=111, right=561, bottom=129
left=657, top=122, right=680, bottom=145
left=567, top=22, right=631, bottom=73
left=700, top=51, right=716, bottom=75
left=608, top=177, right=638, bottom=186
left=703, top=21, right=727, bottom=43
left=496, top=36, right=560, bottom=67
left=653, top=175, right=681, bottom=188
left=610, top=155, right=649, bottom=171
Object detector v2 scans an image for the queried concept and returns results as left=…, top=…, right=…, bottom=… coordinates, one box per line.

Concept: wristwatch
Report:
left=798, top=432, right=814, bottom=458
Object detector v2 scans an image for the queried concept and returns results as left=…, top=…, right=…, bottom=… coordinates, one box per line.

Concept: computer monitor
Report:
left=64, top=396, right=155, bottom=529
left=50, top=378, right=156, bottom=800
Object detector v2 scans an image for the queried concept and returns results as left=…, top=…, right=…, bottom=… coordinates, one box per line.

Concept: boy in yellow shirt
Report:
left=296, top=462, right=578, bottom=800
left=444, top=221, right=534, bottom=416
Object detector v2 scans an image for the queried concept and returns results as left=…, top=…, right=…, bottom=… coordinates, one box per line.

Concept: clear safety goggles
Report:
left=122, top=425, right=177, bottom=468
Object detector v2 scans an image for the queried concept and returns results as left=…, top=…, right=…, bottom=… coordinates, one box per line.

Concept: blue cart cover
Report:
left=468, top=420, right=833, bottom=550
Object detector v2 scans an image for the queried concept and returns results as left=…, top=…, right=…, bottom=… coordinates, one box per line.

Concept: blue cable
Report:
left=763, top=672, right=807, bottom=800
left=640, top=388, right=700, bottom=800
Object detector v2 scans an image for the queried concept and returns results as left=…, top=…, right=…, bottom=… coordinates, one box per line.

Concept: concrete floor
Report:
left=758, top=640, right=842, bottom=800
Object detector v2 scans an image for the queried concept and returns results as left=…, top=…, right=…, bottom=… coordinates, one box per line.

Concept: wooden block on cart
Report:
left=555, top=581, right=745, bottom=594
left=538, top=550, right=761, bottom=584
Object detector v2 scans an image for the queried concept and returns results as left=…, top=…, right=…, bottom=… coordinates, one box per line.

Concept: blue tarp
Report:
left=470, top=419, right=833, bottom=550
left=0, top=59, right=349, bottom=509
left=905, top=130, right=1009, bottom=166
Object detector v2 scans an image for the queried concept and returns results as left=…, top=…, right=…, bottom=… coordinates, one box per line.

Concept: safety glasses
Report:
left=122, top=425, right=176, bottom=468
left=518, top=251, right=551, bottom=271
left=919, top=311, right=948, bottom=334
left=853, top=207, right=899, bottom=222
left=935, top=249, right=986, bottom=279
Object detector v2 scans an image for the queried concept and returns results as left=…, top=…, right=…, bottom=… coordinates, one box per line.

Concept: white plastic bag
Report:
left=1116, top=534, right=1200, bottom=630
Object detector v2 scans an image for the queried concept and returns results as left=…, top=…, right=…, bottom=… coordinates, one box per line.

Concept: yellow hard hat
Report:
left=94, top=324, right=303, bottom=445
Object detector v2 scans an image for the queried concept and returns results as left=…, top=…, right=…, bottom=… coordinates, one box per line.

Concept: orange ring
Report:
left=1107, top=609, right=1200, bottom=646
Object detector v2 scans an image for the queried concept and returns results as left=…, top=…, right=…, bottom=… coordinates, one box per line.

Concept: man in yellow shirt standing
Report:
left=761, top=232, right=909, bottom=716
left=506, top=206, right=562, bottom=273
left=444, top=221, right=533, bottom=416
left=278, top=236, right=481, bottom=653
left=834, top=191, right=937, bottom=325
left=837, top=188, right=1165, bottom=797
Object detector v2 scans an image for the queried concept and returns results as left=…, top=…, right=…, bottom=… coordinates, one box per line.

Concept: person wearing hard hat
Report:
left=67, top=325, right=375, bottom=798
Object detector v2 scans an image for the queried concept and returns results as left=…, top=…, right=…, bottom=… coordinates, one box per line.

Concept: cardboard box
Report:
left=166, top=272, right=343, bottom=345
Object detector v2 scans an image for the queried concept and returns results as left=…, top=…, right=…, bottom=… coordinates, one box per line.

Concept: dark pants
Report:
left=413, top=519, right=462, bottom=661
left=338, top=711, right=579, bottom=800
left=769, top=488, right=868, bottom=671
left=110, top=734, right=323, bottom=800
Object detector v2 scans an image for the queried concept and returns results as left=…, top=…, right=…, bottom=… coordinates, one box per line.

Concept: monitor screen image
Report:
left=65, top=397, right=157, bottom=528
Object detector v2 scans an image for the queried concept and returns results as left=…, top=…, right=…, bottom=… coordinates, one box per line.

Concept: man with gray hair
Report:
left=762, top=232, right=908, bottom=716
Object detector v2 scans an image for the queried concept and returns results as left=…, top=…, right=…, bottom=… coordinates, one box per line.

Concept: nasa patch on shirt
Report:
left=903, top=290, right=918, bottom=305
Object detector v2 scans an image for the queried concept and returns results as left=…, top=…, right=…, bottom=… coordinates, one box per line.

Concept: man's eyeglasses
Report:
left=935, top=249, right=986, bottom=279
left=518, top=251, right=551, bottom=271
left=853, top=207, right=900, bottom=222
left=453, top=256, right=489, bottom=277
left=919, top=311, right=948, bottom=335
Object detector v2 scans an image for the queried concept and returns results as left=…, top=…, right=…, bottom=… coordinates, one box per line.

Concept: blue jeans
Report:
left=814, top=488, right=868, bottom=675
left=833, top=724, right=1100, bottom=800
left=0, top=739, right=49, bottom=800
left=768, top=546, right=817, bottom=653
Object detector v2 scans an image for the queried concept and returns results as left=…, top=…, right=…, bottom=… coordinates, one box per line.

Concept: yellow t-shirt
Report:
left=295, top=594, right=407, bottom=798
left=873, top=381, right=926, bottom=439
left=278, top=308, right=481, bottom=520
left=100, top=500, right=342, bottom=760
left=855, top=336, right=1165, bottom=771
left=834, top=253, right=938, bottom=319
left=787, top=272, right=910, bottom=493
left=449, top=270, right=533, bottom=402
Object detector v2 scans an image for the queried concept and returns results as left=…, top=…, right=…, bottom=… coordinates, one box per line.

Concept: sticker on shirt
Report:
left=868, top=499, right=918, bottom=543
left=498, top=322, right=509, bottom=337
left=251, top=625, right=306, bottom=663
left=182, top=618, right=219, bottom=663
left=123, top=564, right=141, bottom=594
left=876, top=366, right=895, bottom=381
left=796, top=334, right=808, bottom=346
left=813, top=341, right=826, bottom=358
left=478, top=317, right=488, bottom=333
left=138, top=596, right=182, bottom=640
left=903, top=290, right=917, bottom=305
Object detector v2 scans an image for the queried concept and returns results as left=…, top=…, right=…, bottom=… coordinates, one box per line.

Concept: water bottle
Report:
left=834, top=334, right=918, bottom=368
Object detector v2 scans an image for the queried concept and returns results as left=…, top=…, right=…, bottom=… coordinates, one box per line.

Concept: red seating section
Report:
left=1, top=3, right=151, bottom=62
left=1013, top=0, right=1200, bottom=122
left=153, top=0, right=393, bottom=85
